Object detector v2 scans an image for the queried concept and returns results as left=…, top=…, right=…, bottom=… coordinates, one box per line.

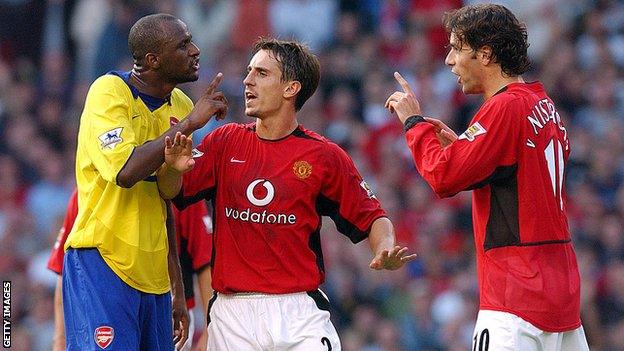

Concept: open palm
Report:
left=165, top=132, right=195, bottom=173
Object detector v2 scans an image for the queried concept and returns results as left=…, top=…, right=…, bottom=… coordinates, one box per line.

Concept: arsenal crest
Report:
left=94, top=326, right=114, bottom=349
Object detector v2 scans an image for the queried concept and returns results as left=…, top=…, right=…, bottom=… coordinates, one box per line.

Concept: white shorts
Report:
left=179, top=309, right=195, bottom=351
left=472, top=310, right=590, bottom=351
left=207, top=290, right=340, bottom=351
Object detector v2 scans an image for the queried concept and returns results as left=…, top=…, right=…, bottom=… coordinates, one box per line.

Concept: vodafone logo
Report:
left=225, top=178, right=296, bottom=225
left=246, top=179, right=275, bottom=206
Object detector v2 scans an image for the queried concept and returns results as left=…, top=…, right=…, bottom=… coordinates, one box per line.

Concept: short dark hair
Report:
left=252, top=38, right=320, bottom=111
left=444, top=4, right=530, bottom=76
left=128, top=13, right=179, bottom=61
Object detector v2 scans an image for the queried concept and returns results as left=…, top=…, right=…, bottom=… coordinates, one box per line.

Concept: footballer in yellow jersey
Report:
left=62, top=14, right=227, bottom=351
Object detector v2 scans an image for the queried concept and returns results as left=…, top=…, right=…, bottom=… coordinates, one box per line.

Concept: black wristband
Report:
left=403, top=115, right=425, bottom=132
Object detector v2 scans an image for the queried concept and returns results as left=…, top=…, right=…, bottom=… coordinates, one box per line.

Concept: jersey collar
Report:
left=108, top=70, right=171, bottom=112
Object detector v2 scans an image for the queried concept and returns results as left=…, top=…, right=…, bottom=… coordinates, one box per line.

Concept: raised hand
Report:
left=424, top=117, right=458, bottom=147
left=369, top=245, right=418, bottom=271
left=385, top=72, right=422, bottom=124
left=165, top=132, right=195, bottom=173
left=188, top=72, right=229, bottom=129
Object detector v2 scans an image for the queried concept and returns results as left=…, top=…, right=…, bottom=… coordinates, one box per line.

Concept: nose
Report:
left=190, top=42, right=200, bottom=56
left=243, top=71, right=253, bottom=86
left=444, top=50, right=454, bottom=67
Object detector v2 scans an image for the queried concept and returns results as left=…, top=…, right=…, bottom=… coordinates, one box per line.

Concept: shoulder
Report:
left=200, top=122, right=252, bottom=144
left=296, top=127, right=352, bottom=163
left=89, top=74, right=129, bottom=95
left=292, top=126, right=328, bottom=143
left=171, top=88, right=193, bottom=109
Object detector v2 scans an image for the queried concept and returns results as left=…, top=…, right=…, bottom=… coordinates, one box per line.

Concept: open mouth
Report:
left=245, top=91, right=257, bottom=103
left=191, top=60, right=200, bottom=70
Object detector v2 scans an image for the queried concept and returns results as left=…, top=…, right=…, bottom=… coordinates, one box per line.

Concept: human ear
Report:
left=284, top=81, right=301, bottom=99
left=479, top=46, right=493, bottom=65
left=145, top=53, right=160, bottom=69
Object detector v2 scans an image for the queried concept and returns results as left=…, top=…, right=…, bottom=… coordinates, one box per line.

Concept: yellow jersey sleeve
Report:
left=82, top=75, right=138, bottom=184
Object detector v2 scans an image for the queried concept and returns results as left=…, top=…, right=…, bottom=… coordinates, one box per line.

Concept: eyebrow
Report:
left=176, top=34, right=192, bottom=46
left=247, top=66, right=270, bottom=74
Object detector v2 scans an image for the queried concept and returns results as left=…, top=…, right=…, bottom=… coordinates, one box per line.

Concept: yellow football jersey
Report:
left=66, top=73, right=193, bottom=294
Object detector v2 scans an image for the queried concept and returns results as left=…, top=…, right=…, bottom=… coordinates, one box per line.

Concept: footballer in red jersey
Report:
left=386, top=4, right=589, bottom=351
left=47, top=190, right=213, bottom=351
left=158, top=38, right=416, bottom=350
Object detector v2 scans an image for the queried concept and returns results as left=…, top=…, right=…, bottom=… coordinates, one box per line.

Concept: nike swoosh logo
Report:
left=230, top=157, right=245, bottom=163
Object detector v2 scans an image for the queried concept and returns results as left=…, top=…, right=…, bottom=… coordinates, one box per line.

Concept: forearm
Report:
left=157, top=165, right=183, bottom=200
left=368, top=217, right=396, bottom=255
left=52, top=276, right=65, bottom=351
left=196, top=266, right=212, bottom=313
left=118, top=118, right=199, bottom=188
left=166, top=202, right=184, bottom=295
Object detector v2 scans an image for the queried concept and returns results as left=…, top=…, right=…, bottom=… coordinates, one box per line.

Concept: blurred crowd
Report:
left=1, top=0, right=623, bottom=350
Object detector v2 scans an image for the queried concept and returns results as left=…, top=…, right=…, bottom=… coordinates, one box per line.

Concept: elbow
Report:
left=430, top=183, right=459, bottom=199
left=423, top=175, right=456, bottom=199
left=116, top=172, right=137, bottom=188
left=159, top=190, right=177, bottom=200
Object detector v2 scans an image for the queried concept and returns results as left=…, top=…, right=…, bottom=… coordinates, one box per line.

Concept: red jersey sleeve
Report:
left=47, top=189, right=79, bottom=274
left=406, top=97, right=521, bottom=198
left=318, top=142, right=387, bottom=243
left=175, top=201, right=213, bottom=270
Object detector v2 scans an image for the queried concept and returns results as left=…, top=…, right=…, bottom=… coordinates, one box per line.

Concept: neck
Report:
left=483, top=73, right=524, bottom=100
left=255, top=112, right=299, bottom=140
left=129, top=67, right=176, bottom=99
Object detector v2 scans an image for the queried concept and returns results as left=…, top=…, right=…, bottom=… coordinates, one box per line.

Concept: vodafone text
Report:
left=225, top=207, right=296, bottom=225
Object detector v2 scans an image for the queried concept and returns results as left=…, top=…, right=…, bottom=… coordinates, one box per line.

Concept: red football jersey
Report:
left=405, top=82, right=581, bottom=332
left=172, top=201, right=213, bottom=308
left=174, top=123, right=386, bottom=294
left=47, top=189, right=79, bottom=274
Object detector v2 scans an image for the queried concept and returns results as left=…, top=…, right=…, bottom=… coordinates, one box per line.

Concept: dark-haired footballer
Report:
left=386, top=4, right=589, bottom=351
left=158, top=38, right=417, bottom=350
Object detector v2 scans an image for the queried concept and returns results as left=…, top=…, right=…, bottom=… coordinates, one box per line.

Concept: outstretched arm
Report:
left=117, top=73, right=227, bottom=188
left=368, top=217, right=417, bottom=270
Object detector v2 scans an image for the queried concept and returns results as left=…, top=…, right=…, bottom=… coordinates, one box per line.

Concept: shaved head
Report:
left=128, top=13, right=180, bottom=62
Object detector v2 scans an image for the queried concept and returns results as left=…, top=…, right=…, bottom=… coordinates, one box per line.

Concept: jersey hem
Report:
left=99, top=249, right=171, bottom=295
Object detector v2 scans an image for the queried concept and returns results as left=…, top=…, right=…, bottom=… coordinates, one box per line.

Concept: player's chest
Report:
left=130, top=104, right=186, bottom=143
left=217, top=141, right=324, bottom=207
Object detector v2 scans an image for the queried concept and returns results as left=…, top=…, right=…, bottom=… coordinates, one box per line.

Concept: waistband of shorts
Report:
left=217, top=291, right=314, bottom=299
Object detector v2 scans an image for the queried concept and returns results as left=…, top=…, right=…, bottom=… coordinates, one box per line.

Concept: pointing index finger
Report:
left=205, top=72, right=223, bottom=95
left=394, top=71, right=414, bottom=95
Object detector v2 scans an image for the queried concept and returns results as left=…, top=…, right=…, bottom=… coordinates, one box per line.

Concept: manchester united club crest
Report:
left=293, top=160, right=312, bottom=179
left=94, top=326, right=114, bottom=349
